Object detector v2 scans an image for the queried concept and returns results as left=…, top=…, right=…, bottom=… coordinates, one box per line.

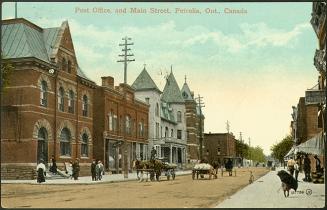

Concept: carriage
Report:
left=134, top=159, right=177, bottom=181
left=192, top=163, right=217, bottom=180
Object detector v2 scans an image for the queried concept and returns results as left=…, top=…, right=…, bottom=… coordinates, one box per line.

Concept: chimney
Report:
left=101, top=76, right=114, bottom=88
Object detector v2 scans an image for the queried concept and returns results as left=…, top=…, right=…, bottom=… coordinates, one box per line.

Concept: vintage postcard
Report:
left=1, top=1, right=325, bottom=208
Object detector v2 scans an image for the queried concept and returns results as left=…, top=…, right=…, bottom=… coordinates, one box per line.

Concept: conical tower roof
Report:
left=161, top=71, right=184, bottom=103
left=181, top=77, right=194, bottom=101
left=132, top=67, right=161, bottom=93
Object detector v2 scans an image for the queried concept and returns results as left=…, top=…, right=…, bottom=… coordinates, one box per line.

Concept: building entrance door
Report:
left=37, top=127, right=48, bottom=165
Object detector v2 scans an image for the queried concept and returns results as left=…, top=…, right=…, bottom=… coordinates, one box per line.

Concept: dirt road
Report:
left=1, top=167, right=269, bottom=208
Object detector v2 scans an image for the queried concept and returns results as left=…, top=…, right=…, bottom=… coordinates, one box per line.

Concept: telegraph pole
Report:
left=248, top=137, right=251, bottom=166
left=117, top=37, right=135, bottom=84
left=196, top=94, right=205, bottom=161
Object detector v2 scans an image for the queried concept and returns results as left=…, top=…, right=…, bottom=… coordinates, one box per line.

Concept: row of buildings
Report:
left=288, top=2, right=326, bottom=172
left=0, top=18, right=204, bottom=179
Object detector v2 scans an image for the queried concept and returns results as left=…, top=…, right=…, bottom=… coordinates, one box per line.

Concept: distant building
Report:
left=93, top=76, right=149, bottom=173
left=203, top=133, right=238, bottom=167
left=132, top=68, right=188, bottom=166
left=181, top=78, right=204, bottom=163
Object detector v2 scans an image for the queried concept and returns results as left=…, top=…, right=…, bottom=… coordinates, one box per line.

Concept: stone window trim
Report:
left=33, top=119, right=53, bottom=141
left=58, top=86, right=65, bottom=112
left=81, top=133, right=89, bottom=157
left=57, top=120, right=75, bottom=141
left=79, top=127, right=92, bottom=143
left=37, top=74, right=52, bottom=91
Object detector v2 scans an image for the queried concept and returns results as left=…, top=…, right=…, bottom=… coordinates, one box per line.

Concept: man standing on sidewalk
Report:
left=303, top=154, right=311, bottom=182
left=294, top=161, right=299, bottom=182
left=287, top=157, right=296, bottom=176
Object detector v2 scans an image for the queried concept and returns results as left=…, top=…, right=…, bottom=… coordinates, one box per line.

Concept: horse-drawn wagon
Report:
left=192, top=163, right=217, bottom=180
left=134, top=159, right=177, bottom=181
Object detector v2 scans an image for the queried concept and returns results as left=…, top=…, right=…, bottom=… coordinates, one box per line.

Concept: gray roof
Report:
left=160, top=101, right=177, bottom=124
left=161, top=72, right=184, bottom=103
left=181, top=82, right=194, bottom=101
left=132, top=68, right=161, bottom=93
left=2, top=22, right=51, bottom=62
left=2, top=19, right=93, bottom=82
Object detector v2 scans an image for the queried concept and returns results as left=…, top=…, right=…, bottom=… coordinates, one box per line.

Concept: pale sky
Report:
left=2, top=2, right=320, bottom=155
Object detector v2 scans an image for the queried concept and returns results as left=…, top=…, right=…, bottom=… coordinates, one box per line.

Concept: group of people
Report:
left=91, top=159, right=104, bottom=181
left=287, top=154, right=322, bottom=182
left=65, top=159, right=81, bottom=180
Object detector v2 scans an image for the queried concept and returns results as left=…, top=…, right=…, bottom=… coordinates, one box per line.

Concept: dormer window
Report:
left=68, top=60, right=72, bottom=73
left=62, top=58, right=67, bottom=71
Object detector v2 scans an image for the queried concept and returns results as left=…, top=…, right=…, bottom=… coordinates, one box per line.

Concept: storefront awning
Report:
left=295, top=132, right=324, bottom=155
left=284, top=147, right=296, bottom=159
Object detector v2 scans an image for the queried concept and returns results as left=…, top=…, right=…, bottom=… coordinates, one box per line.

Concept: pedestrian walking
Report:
left=287, top=157, right=296, bottom=176
left=91, top=159, right=96, bottom=181
left=36, top=159, right=46, bottom=183
left=225, top=158, right=233, bottom=176
left=49, top=155, right=57, bottom=174
left=96, top=160, right=104, bottom=181
left=65, top=160, right=73, bottom=179
left=72, top=158, right=80, bottom=180
left=303, top=154, right=311, bottom=182
left=294, top=161, right=299, bottom=182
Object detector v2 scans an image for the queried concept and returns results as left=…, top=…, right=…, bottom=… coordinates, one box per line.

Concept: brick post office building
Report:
left=1, top=18, right=96, bottom=179
left=93, top=76, right=149, bottom=174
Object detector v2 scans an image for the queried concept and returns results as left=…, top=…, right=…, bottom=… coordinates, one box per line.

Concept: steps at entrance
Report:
left=45, top=169, right=69, bottom=180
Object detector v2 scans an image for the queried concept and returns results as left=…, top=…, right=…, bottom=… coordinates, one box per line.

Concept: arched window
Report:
left=81, top=133, right=88, bottom=157
left=125, top=115, right=131, bottom=135
left=67, top=60, right=72, bottom=73
left=155, top=103, right=159, bottom=117
left=165, top=127, right=168, bottom=138
left=177, top=111, right=182, bottom=123
left=60, top=128, right=71, bottom=156
left=171, top=129, right=174, bottom=138
left=68, top=90, right=74, bottom=113
left=82, top=95, right=88, bottom=117
left=40, top=80, right=48, bottom=107
left=37, top=127, right=48, bottom=162
left=58, top=87, right=64, bottom=111
left=62, top=58, right=67, bottom=71
left=139, top=120, right=144, bottom=137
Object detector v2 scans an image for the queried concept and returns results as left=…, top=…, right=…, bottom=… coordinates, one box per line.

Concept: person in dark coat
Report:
left=314, top=155, right=322, bottom=173
left=277, top=170, right=298, bottom=197
left=72, top=158, right=80, bottom=180
left=49, top=155, right=57, bottom=174
left=36, top=159, right=46, bottom=183
left=303, top=154, right=311, bottom=182
left=91, top=159, right=96, bottom=181
left=225, top=159, right=233, bottom=176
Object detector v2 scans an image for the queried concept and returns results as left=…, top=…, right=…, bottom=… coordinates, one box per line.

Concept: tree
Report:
left=245, top=145, right=266, bottom=163
left=1, top=55, right=14, bottom=92
left=270, top=135, right=293, bottom=164
left=235, top=140, right=249, bottom=165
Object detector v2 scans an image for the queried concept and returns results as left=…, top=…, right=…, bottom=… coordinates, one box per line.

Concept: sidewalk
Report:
left=215, top=167, right=325, bottom=208
left=1, top=170, right=192, bottom=185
